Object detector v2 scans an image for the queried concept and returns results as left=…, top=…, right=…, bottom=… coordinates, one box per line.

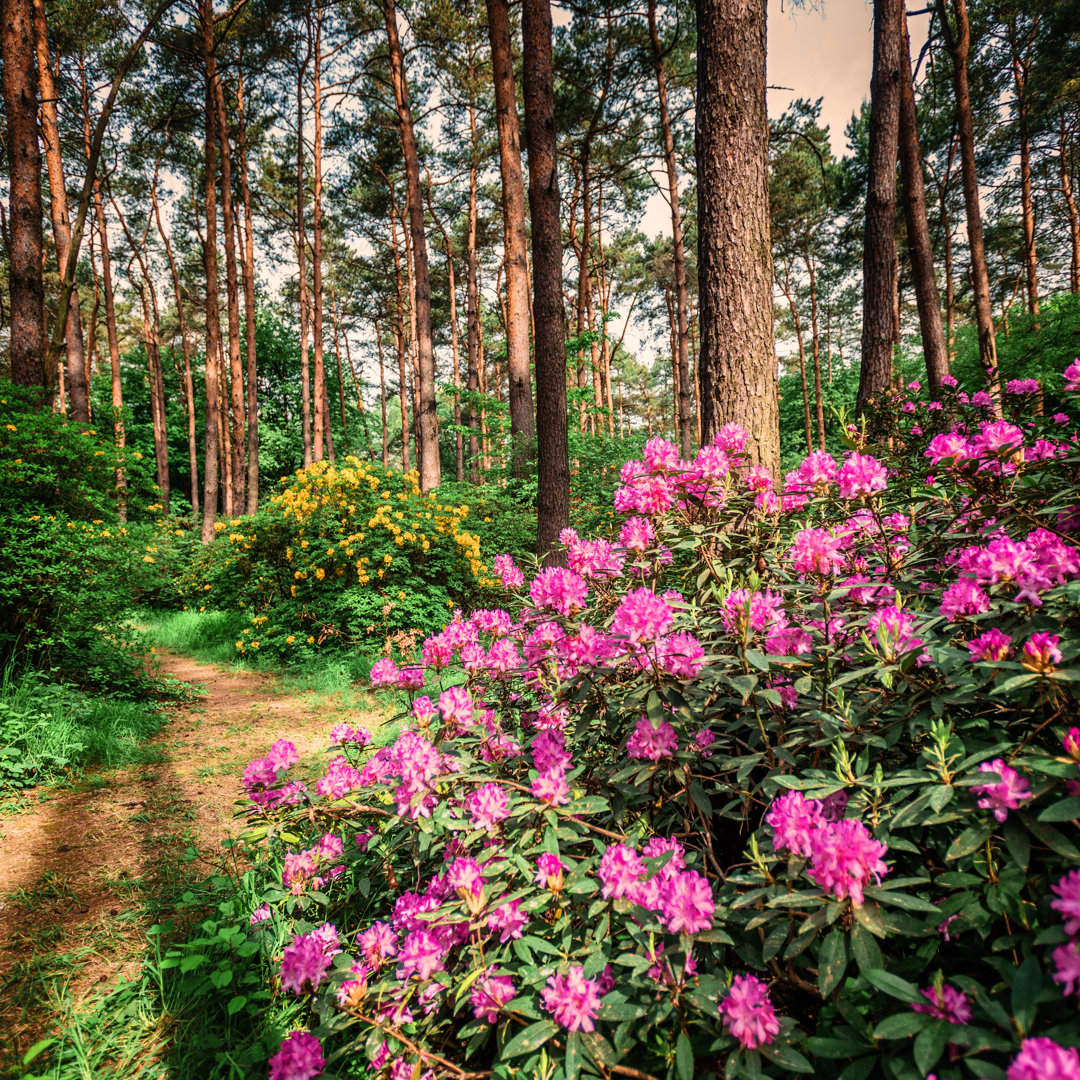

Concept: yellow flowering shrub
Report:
left=178, top=458, right=495, bottom=659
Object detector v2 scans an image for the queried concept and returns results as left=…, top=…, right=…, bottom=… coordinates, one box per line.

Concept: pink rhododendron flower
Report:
left=541, top=966, right=602, bottom=1032
left=280, top=928, right=337, bottom=994
left=973, top=420, right=1024, bottom=458
left=912, top=984, right=971, bottom=1024
left=718, top=974, right=780, bottom=1050
left=866, top=606, right=927, bottom=663
left=807, top=819, right=889, bottom=905
left=1007, top=378, right=1040, bottom=395
left=643, top=436, right=680, bottom=471
left=411, top=695, right=436, bottom=723
left=1064, top=728, right=1080, bottom=761
left=612, top=587, right=674, bottom=643
left=745, top=465, right=773, bottom=492
left=967, top=628, right=1012, bottom=661
left=766, top=791, right=824, bottom=858
left=530, top=566, right=589, bottom=616
left=722, top=588, right=786, bottom=635
left=598, top=843, right=645, bottom=899
left=533, top=729, right=571, bottom=772
left=694, top=729, right=716, bottom=756
left=713, top=422, right=748, bottom=453
left=796, top=449, right=838, bottom=489
left=250, top=904, right=271, bottom=926
left=315, top=757, right=364, bottom=801
left=269, top=1031, right=325, bottom=1080
left=1052, top=870, right=1080, bottom=935
left=619, top=516, right=655, bottom=553
left=534, top=852, right=566, bottom=890
left=1022, top=632, right=1063, bottom=673
left=1063, top=359, right=1080, bottom=390
left=493, top=553, right=524, bottom=589
left=837, top=452, right=888, bottom=498
left=568, top=538, right=625, bottom=579
left=939, top=579, right=990, bottom=621
left=925, top=432, right=972, bottom=465
left=659, top=869, right=715, bottom=933
left=446, top=856, right=485, bottom=898
left=330, top=723, right=371, bottom=747
left=789, top=528, right=846, bottom=576
left=973, top=759, right=1031, bottom=822
left=532, top=767, right=571, bottom=806
left=369, top=657, right=399, bottom=687
left=1006, top=1037, right=1080, bottom=1080
left=1052, top=941, right=1080, bottom=997
left=358, top=922, right=398, bottom=966
left=466, top=783, right=511, bottom=830
left=438, top=685, right=475, bottom=728
left=488, top=898, right=528, bottom=942
left=471, top=969, right=516, bottom=1023
left=397, top=929, right=445, bottom=981
left=626, top=717, right=678, bottom=760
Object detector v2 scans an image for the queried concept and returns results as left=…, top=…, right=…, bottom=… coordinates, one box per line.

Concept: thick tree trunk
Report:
left=32, top=0, right=87, bottom=418
left=384, top=0, right=439, bottom=490
left=389, top=206, right=411, bottom=472
left=648, top=0, right=693, bottom=457
left=200, top=3, right=223, bottom=541
left=330, top=290, right=348, bottom=438
left=485, top=0, right=535, bottom=475
left=211, top=66, right=244, bottom=512
left=296, top=66, right=313, bottom=467
left=858, top=0, right=902, bottom=416
left=236, top=69, right=259, bottom=513
left=466, top=112, right=481, bottom=483
left=81, top=56, right=124, bottom=514
left=695, top=0, right=779, bottom=476
left=3, top=0, right=46, bottom=391
left=898, top=4, right=950, bottom=397
left=153, top=187, right=199, bottom=518
left=523, top=0, right=569, bottom=558
left=310, top=7, right=332, bottom=464
left=936, top=0, right=999, bottom=394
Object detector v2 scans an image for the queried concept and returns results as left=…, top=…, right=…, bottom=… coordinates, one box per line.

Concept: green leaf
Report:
left=913, top=1019, right=948, bottom=1074
left=688, top=781, right=712, bottom=815
left=226, top=994, right=247, bottom=1016
left=676, top=1032, right=693, bottom=1080
left=853, top=900, right=887, bottom=938
left=818, top=930, right=848, bottom=997
left=565, top=1030, right=582, bottom=1080
left=1011, top=955, right=1042, bottom=1036
left=500, top=1020, right=558, bottom=1058
left=946, top=821, right=993, bottom=860
left=1037, top=797, right=1080, bottom=823
left=873, top=1013, right=929, bottom=1039
left=21, top=1039, right=55, bottom=1066
left=851, top=923, right=883, bottom=973
left=760, top=1041, right=815, bottom=1074
left=861, top=968, right=921, bottom=1003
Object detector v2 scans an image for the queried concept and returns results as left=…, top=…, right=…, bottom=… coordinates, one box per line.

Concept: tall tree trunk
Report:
left=81, top=55, right=124, bottom=514
left=648, top=0, right=693, bottom=456
left=153, top=186, right=199, bottom=518
left=330, top=289, right=348, bottom=438
left=296, top=63, right=313, bottom=467
left=431, top=202, right=465, bottom=482
left=898, top=4, right=949, bottom=397
left=695, top=0, right=778, bottom=476
left=806, top=250, right=826, bottom=450
left=936, top=0, right=999, bottom=394
left=523, top=0, right=569, bottom=557
left=375, top=319, right=390, bottom=468
left=211, top=66, right=245, bottom=513
left=384, top=0, right=439, bottom=490
left=400, top=206, right=421, bottom=468
left=1010, top=22, right=1038, bottom=321
left=389, top=206, right=411, bottom=472
left=1062, top=124, right=1080, bottom=295
left=32, top=0, right=87, bottom=417
left=3, top=0, right=46, bottom=391
left=465, top=143, right=481, bottom=483
left=141, top=275, right=170, bottom=511
left=858, top=0, right=902, bottom=416
left=236, top=67, right=259, bottom=513
left=310, top=6, right=331, bottom=464
left=486, top=0, right=535, bottom=475
left=199, top=2, right=223, bottom=542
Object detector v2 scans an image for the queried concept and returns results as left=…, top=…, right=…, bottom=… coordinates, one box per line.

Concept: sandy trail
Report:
left=0, top=650, right=375, bottom=1069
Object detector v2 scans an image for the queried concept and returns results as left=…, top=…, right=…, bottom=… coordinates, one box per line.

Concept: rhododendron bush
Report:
left=235, top=370, right=1080, bottom=1080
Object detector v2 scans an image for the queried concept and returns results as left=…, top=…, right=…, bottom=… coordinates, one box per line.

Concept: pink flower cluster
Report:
left=1006, top=1037, right=1080, bottom=1080
left=972, top=759, right=1031, bottom=822
left=243, top=739, right=303, bottom=810
left=280, top=924, right=341, bottom=994
left=541, top=965, right=603, bottom=1032
left=1052, top=870, right=1080, bottom=999
left=268, top=1031, right=324, bottom=1080
left=766, top=791, right=889, bottom=905
left=718, top=974, right=780, bottom=1049
left=281, top=832, right=344, bottom=895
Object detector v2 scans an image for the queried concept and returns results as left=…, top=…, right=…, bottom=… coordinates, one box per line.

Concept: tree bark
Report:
left=384, top=0, right=439, bottom=490
left=236, top=67, right=259, bottom=513
left=310, top=5, right=332, bottom=464
left=898, top=3, right=949, bottom=397
left=523, top=0, right=569, bottom=558
left=485, top=0, right=535, bottom=476
left=32, top=0, right=87, bottom=418
left=695, top=0, right=779, bottom=476
left=211, top=64, right=245, bottom=511
left=936, top=0, right=999, bottom=395
left=296, top=61, right=313, bottom=467
left=152, top=183, right=199, bottom=518
left=1061, top=123, right=1080, bottom=295
left=330, top=289, right=348, bottom=438
left=199, top=0, right=223, bottom=542
left=1009, top=20, right=1038, bottom=320
left=375, top=318, right=390, bottom=468
left=389, top=206, right=411, bottom=472
left=2, top=0, right=46, bottom=391
left=466, top=107, right=482, bottom=483
left=648, top=0, right=693, bottom=457
left=858, top=0, right=902, bottom=416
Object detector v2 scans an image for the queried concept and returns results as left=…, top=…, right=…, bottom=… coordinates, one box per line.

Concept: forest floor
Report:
left=0, top=650, right=379, bottom=1076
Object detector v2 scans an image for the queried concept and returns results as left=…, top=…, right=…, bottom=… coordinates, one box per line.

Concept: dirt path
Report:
left=0, top=650, right=378, bottom=1072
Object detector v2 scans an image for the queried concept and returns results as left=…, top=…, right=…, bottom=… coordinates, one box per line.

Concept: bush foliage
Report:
left=216, top=367, right=1080, bottom=1080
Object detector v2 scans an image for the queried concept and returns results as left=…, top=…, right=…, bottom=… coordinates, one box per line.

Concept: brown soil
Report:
left=0, top=650, right=378, bottom=1072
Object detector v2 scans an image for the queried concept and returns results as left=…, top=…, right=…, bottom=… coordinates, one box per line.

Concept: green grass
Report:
left=0, top=665, right=165, bottom=793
